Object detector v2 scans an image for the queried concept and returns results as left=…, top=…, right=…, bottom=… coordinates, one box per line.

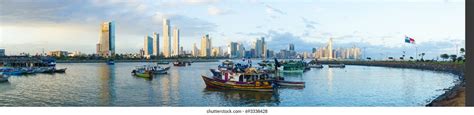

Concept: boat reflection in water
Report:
left=203, top=87, right=281, bottom=106
left=98, top=64, right=116, bottom=106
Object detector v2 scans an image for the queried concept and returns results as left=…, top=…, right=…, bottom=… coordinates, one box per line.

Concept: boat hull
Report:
left=202, top=76, right=274, bottom=92
left=275, top=80, right=305, bottom=87
left=134, top=73, right=152, bottom=78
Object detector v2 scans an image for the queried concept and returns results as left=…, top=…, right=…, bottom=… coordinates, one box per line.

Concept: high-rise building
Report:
left=0, top=48, right=5, bottom=56
left=289, top=44, right=295, bottom=51
left=153, top=32, right=160, bottom=56
left=192, top=43, right=199, bottom=57
left=200, top=34, right=211, bottom=57
left=162, top=18, right=171, bottom=58
left=238, top=43, right=245, bottom=58
left=172, top=27, right=180, bottom=57
left=144, top=36, right=153, bottom=57
left=228, top=42, right=238, bottom=58
left=328, top=38, right=333, bottom=59
left=97, top=21, right=115, bottom=57
left=261, top=37, right=267, bottom=58
left=254, top=38, right=263, bottom=58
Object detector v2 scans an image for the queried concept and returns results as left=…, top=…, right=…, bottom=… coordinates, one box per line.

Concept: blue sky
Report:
left=0, top=0, right=465, bottom=59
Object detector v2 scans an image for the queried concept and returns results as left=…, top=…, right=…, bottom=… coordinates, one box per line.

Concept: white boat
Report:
left=0, top=73, right=9, bottom=83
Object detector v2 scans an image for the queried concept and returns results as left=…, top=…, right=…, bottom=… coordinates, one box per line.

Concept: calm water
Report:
left=0, top=61, right=459, bottom=106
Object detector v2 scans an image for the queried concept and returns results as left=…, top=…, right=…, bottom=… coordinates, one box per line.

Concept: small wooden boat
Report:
left=308, top=64, right=323, bottom=68
left=107, top=59, right=115, bottom=65
left=54, top=68, right=67, bottom=73
left=0, top=73, right=9, bottom=83
left=134, top=72, right=153, bottom=78
left=152, top=66, right=170, bottom=74
left=156, top=61, right=170, bottom=65
left=328, top=64, right=345, bottom=68
left=202, top=75, right=274, bottom=92
left=173, top=61, right=186, bottom=66
left=275, top=80, right=305, bottom=87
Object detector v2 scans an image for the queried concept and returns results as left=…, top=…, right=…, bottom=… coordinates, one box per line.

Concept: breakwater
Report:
left=319, top=61, right=465, bottom=106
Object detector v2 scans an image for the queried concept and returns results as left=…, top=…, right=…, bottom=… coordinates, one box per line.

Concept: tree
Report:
left=440, top=54, right=449, bottom=61
left=449, top=54, right=457, bottom=62
left=420, top=53, right=425, bottom=61
left=457, top=57, right=463, bottom=62
left=460, top=48, right=465, bottom=57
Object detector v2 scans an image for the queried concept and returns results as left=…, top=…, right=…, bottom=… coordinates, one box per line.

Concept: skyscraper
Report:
left=228, top=42, right=238, bottom=58
left=162, top=18, right=171, bottom=58
left=200, top=34, right=211, bottom=57
left=153, top=32, right=160, bottom=56
left=172, top=27, right=180, bottom=57
left=97, top=21, right=115, bottom=57
left=289, top=44, right=295, bottom=51
left=192, top=43, right=199, bottom=57
left=262, top=37, right=267, bottom=58
left=328, top=38, right=333, bottom=59
left=144, top=36, right=153, bottom=57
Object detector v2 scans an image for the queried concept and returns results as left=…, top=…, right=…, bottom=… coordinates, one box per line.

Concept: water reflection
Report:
left=203, top=88, right=280, bottom=106
left=98, top=64, right=116, bottom=106
left=327, top=68, right=333, bottom=95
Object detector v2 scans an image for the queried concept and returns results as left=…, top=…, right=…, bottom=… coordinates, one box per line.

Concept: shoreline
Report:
left=319, top=61, right=465, bottom=106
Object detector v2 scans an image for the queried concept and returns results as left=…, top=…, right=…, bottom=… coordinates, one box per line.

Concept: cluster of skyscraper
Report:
left=142, top=18, right=181, bottom=58
left=94, top=21, right=360, bottom=60
left=313, top=38, right=362, bottom=60
left=96, top=21, right=115, bottom=58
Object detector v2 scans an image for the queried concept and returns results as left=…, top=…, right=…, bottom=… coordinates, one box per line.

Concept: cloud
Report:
left=301, top=17, right=318, bottom=29
left=185, top=0, right=220, bottom=5
left=208, top=6, right=233, bottom=16
left=263, top=3, right=286, bottom=15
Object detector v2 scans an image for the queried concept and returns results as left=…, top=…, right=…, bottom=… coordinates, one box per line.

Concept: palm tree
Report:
left=449, top=54, right=457, bottom=62
left=440, top=54, right=449, bottom=61
left=419, top=53, right=425, bottom=61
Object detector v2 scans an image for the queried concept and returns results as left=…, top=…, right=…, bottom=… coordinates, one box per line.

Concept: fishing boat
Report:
left=173, top=60, right=187, bottom=66
left=54, top=68, right=67, bottom=73
left=328, top=64, right=345, bottom=68
left=203, top=68, right=275, bottom=92
left=279, top=60, right=305, bottom=73
left=218, top=60, right=234, bottom=69
left=0, top=73, right=9, bottom=83
left=308, top=64, right=323, bottom=68
left=132, top=65, right=170, bottom=75
left=133, top=71, right=153, bottom=78
left=275, top=79, right=305, bottom=87
left=107, top=59, right=115, bottom=65
left=156, top=61, right=170, bottom=65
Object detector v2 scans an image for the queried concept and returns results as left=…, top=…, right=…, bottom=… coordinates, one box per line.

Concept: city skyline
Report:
left=0, top=0, right=465, bottom=59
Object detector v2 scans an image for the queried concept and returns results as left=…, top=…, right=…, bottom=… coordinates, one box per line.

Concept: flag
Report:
left=405, top=35, right=415, bottom=44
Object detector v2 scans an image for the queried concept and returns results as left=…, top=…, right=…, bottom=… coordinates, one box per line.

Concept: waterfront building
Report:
left=228, top=42, right=238, bottom=58
left=68, top=51, right=83, bottom=57
left=96, top=21, right=115, bottom=57
left=144, top=36, right=153, bottom=57
left=238, top=43, right=245, bottom=58
left=328, top=38, right=333, bottom=59
left=172, top=27, right=180, bottom=57
left=211, top=47, right=221, bottom=57
left=192, top=43, right=199, bottom=57
left=47, top=50, right=68, bottom=58
left=200, top=34, right=211, bottom=57
left=252, top=37, right=266, bottom=58
left=0, top=48, right=5, bottom=56
left=162, top=18, right=171, bottom=58
left=289, top=44, right=295, bottom=51
left=153, top=32, right=160, bottom=56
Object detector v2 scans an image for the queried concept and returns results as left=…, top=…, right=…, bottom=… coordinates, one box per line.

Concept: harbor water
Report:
left=0, top=61, right=459, bottom=106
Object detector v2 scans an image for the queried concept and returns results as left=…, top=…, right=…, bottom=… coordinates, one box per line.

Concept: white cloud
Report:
left=207, top=6, right=232, bottom=16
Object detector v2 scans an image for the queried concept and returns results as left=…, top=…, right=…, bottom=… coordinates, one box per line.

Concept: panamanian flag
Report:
left=405, top=35, right=415, bottom=44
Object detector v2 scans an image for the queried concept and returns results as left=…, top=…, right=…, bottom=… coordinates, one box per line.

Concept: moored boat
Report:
left=328, top=64, right=345, bottom=68
left=54, top=68, right=67, bottom=73
left=308, top=64, right=323, bottom=68
left=279, top=60, right=305, bottom=73
left=201, top=75, right=274, bottom=92
left=173, top=60, right=187, bottom=66
left=275, top=80, right=305, bottom=87
left=0, top=73, right=9, bottom=83
left=107, top=59, right=115, bottom=65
